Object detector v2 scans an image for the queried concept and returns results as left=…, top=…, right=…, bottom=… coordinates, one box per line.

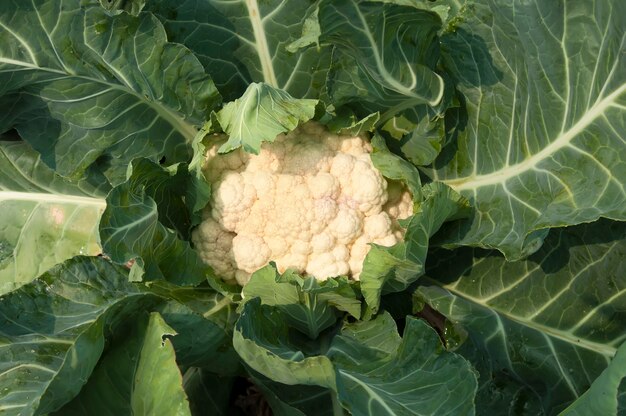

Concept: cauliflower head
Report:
left=192, top=122, right=413, bottom=285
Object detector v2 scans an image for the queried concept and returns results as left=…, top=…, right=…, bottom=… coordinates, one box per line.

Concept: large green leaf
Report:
left=57, top=312, right=191, bottom=416
left=370, top=134, right=423, bottom=198
left=429, top=0, right=626, bottom=259
left=145, top=0, right=249, bottom=102
left=293, top=0, right=457, bottom=166
left=243, top=264, right=360, bottom=339
left=146, top=0, right=329, bottom=100
left=98, top=0, right=146, bottom=16
left=182, top=368, right=236, bottom=416
left=561, top=341, right=626, bottom=416
left=146, top=281, right=238, bottom=332
left=0, top=0, right=220, bottom=184
left=99, top=158, right=209, bottom=285
left=0, top=141, right=106, bottom=294
left=452, top=335, right=544, bottom=416
left=205, top=0, right=328, bottom=98
left=233, top=299, right=337, bottom=389
left=250, top=372, right=339, bottom=416
left=327, top=314, right=478, bottom=416
left=418, top=220, right=626, bottom=414
left=216, top=82, right=317, bottom=154
left=0, top=256, right=161, bottom=415
left=359, top=182, right=469, bottom=313
left=234, top=303, right=477, bottom=415
left=317, top=0, right=446, bottom=113
left=155, top=297, right=241, bottom=374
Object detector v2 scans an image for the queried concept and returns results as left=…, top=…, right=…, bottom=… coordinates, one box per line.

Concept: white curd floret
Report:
left=191, top=122, right=414, bottom=284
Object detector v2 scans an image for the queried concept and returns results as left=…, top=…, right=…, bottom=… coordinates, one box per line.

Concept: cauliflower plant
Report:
left=192, top=122, right=413, bottom=285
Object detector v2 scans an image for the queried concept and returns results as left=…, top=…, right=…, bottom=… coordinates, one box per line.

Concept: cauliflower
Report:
left=192, top=122, right=414, bottom=285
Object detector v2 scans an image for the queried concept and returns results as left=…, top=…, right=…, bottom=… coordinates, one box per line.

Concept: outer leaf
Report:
left=337, top=312, right=401, bottom=355
left=146, top=281, right=238, bottom=336
left=0, top=141, right=105, bottom=294
left=99, top=158, right=209, bottom=285
left=296, top=0, right=457, bottom=165
left=429, top=0, right=626, bottom=259
left=146, top=0, right=248, bottom=101
left=235, top=303, right=477, bottom=415
left=328, top=314, right=478, bottom=416
left=418, top=220, right=626, bottom=414
left=325, top=110, right=380, bottom=136
left=233, top=299, right=336, bottom=389
left=98, top=0, right=146, bottom=16
left=0, top=0, right=220, bottom=184
left=0, top=257, right=161, bottom=415
left=370, top=134, right=422, bottom=198
left=155, top=300, right=241, bottom=374
left=318, top=0, right=445, bottom=111
left=216, top=83, right=317, bottom=154
left=57, top=312, right=191, bottom=416
left=383, top=98, right=451, bottom=167
left=455, top=335, right=544, bottom=416
left=359, top=182, right=469, bottom=313
left=183, top=368, right=236, bottom=416
left=561, top=342, right=626, bottom=416
left=187, top=125, right=212, bottom=227
left=250, top=372, right=339, bottom=416
left=243, top=264, right=360, bottom=339
left=202, top=0, right=329, bottom=99
left=386, top=0, right=469, bottom=29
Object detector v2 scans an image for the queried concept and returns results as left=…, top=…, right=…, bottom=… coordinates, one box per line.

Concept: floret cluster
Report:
left=192, top=122, right=413, bottom=285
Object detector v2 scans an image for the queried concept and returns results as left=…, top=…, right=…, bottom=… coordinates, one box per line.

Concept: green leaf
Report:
left=146, top=281, right=238, bottom=334
left=336, top=312, right=401, bottom=355
left=99, top=158, right=209, bottom=285
left=216, top=83, right=317, bottom=154
left=451, top=335, right=544, bottom=416
left=0, top=256, right=161, bottom=415
left=382, top=0, right=469, bottom=30
left=233, top=299, right=337, bottom=389
left=383, top=107, right=446, bottom=167
left=203, top=0, right=326, bottom=98
left=235, top=303, right=477, bottom=415
left=359, top=182, right=469, bottom=313
left=98, top=0, right=146, bottom=16
left=428, top=0, right=626, bottom=259
left=561, top=341, right=626, bottom=415
left=370, top=134, right=422, bottom=199
left=0, top=0, right=220, bottom=184
left=418, top=220, right=626, bottom=413
left=325, top=110, right=380, bottom=136
left=250, top=372, right=338, bottom=416
left=57, top=312, right=191, bottom=416
left=243, top=264, right=360, bottom=339
left=328, top=314, right=478, bottom=415
left=182, top=368, right=236, bottom=416
left=145, top=0, right=249, bottom=101
left=155, top=299, right=241, bottom=375
left=317, top=0, right=445, bottom=111
left=187, top=126, right=212, bottom=227
left=561, top=338, right=626, bottom=416
left=0, top=141, right=106, bottom=294
left=147, top=0, right=330, bottom=101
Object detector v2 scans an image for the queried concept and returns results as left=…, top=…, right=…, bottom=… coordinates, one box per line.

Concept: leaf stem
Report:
left=202, top=296, right=232, bottom=319
left=331, top=391, right=344, bottom=416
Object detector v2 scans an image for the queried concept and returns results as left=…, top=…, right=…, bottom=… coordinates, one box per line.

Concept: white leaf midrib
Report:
left=445, top=83, right=626, bottom=191
left=443, top=286, right=618, bottom=358
left=245, top=0, right=278, bottom=87
left=0, top=191, right=106, bottom=208
left=0, top=57, right=198, bottom=143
